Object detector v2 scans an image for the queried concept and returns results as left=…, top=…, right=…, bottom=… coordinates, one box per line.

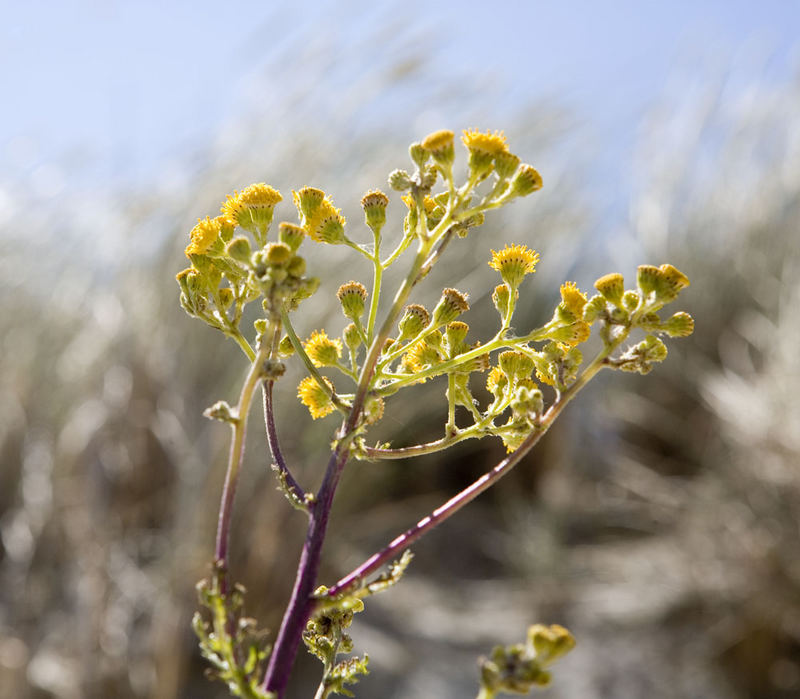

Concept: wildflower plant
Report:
left=177, top=128, right=693, bottom=698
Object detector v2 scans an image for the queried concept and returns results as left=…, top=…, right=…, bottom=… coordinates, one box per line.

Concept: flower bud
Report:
left=594, top=273, right=625, bottom=307
left=582, top=294, right=607, bottom=323
left=226, top=236, right=252, bottom=264
left=265, top=241, right=293, bottom=265
left=445, top=321, right=469, bottom=355
left=409, top=142, right=429, bottom=169
left=287, top=255, right=306, bottom=278
left=397, top=304, right=430, bottom=340
left=510, top=164, right=543, bottom=196
left=361, top=189, right=389, bottom=232
left=420, top=129, right=455, bottom=166
left=337, top=281, right=368, bottom=320
left=498, top=350, right=535, bottom=382
left=662, top=311, right=694, bottom=337
left=388, top=169, right=412, bottom=191
left=432, top=288, right=469, bottom=327
left=492, top=284, right=513, bottom=318
left=293, top=187, right=326, bottom=220
left=278, top=335, right=295, bottom=356
left=278, top=222, right=305, bottom=251
left=494, top=151, right=521, bottom=180
left=343, top=323, right=362, bottom=351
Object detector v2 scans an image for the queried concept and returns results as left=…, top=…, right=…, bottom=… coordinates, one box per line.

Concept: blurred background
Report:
left=2, top=1, right=800, bottom=697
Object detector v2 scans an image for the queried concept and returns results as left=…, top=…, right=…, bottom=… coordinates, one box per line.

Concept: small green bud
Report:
left=492, top=284, right=513, bottom=318
left=264, top=242, right=293, bottom=266
left=419, top=165, right=438, bottom=190
left=445, top=321, right=469, bottom=355
left=388, top=169, right=412, bottom=191
left=278, top=335, right=295, bottom=356
left=287, top=255, right=306, bottom=278
left=431, top=288, right=469, bottom=327
left=594, top=272, right=625, bottom=307
left=582, top=294, right=607, bottom=323
left=254, top=318, right=268, bottom=335
left=361, top=190, right=389, bottom=232
left=203, top=400, right=236, bottom=423
left=420, top=129, right=455, bottom=166
left=510, top=164, right=543, bottom=196
left=397, top=304, right=430, bottom=340
left=226, top=236, right=252, bottom=264
left=278, top=221, right=305, bottom=251
left=622, top=289, right=640, bottom=311
left=337, top=281, right=368, bottom=320
left=343, top=323, right=362, bottom=351
left=217, top=287, right=234, bottom=310
left=499, top=350, right=535, bottom=382
left=409, top=142, right=429, bottom=168
left=494, top=150, right=521, bottom=180
left=293, top=187, right=325, bottom=219
left=662, top=311, right=694, bottom=337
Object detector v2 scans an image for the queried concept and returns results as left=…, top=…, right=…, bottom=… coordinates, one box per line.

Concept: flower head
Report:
left=295, top=190, right=347, bottom=244
left=421, top=129, right=455, bottom=165
left=221, top=184, right=282, bottom=233
left=297, top=376, right=336, bottom=419
left=185, top=216, right=223, bottom=257
left=303, top=330, right=343, bottom=367
left=337, top=281, right=368, bottom=320
left=489, top=245, right=540, bottom=289
left=432, top=288, right=470, bottom=326
left=558, top=282, right=588, bottom=321
left=361, top=189, right=389, bottom=231
left=462, top=128, right=509, bottom=156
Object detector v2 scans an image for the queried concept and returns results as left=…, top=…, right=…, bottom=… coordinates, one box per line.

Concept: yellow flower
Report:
left=401, top=193, right=437, bottom=214
left=486, top=366, right=508, bottom=397
left=303, top=330, right=343, bottom=367
left=221, top=183, right=282, bottom=232
left=421, top=129, right=455, bottom=165
left=489, top=245, right=540, bottom=289
left=297, top=376, right=336, bottom=419
left=559, top=282, right=588, bottom=320
left=299, top=195, right=346, bottom=244
left=293, top=187, right=326, bottom=219
left=594, top=272, right=625, bottom=306
left=185, top=216, right=223, bottom=256
left=461, top=128, right=509, bottom=155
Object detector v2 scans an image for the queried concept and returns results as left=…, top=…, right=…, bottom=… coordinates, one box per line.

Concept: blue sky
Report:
left=1, top=0, right=798, bottom=196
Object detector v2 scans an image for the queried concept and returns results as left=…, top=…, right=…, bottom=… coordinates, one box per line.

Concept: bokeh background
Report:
left=2, top=1, right=800, bottom=697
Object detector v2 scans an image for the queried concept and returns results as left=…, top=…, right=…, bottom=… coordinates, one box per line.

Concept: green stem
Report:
left=279, top=306, right=350, bottom=415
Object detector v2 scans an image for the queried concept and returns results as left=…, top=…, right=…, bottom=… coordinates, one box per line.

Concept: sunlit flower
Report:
left=303, top=330, right=343, bottom=367
left=297, top=376, right=336, bottom=419
left=559, top=282, right=588, bottom=320
left=489, top=245, right=540, bottom=289
left=185, top=216, right=223, bottom=257
left=461, top=128, right=509, bottom=155
left=221, top=183, right=282, bottom=231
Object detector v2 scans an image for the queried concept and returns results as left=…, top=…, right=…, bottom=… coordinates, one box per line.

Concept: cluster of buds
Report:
left=478, top=624, right=575, bottom=697
left=176, top=183, right=321, bottom=338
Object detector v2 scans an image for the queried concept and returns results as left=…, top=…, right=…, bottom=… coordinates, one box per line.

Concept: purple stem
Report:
left=260, top=446, right=349, bottom=696
left=263, top=380, right=306, bottom=502
left=327, top=423, right=545, bottom=597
